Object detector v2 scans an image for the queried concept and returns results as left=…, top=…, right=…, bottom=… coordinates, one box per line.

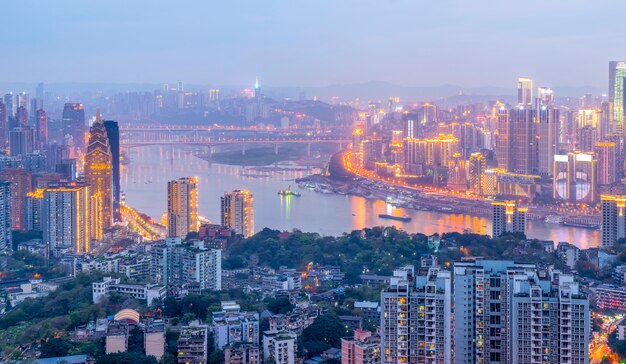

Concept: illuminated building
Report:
left=454, top=260, right=589, bottom=364
left=42, top=182, right=90, bottom=254
left=0, top=168, right=32, bottom=230
left=447, top=152, right=467, bottom=192
left=517, top=77, right=533, bottom=105
left=404, top=134, right=458, bottom=175
left=596, top=142, right=617, bottom=185
left=380, top=266, right=452, bottom=364
left=403, top=112, right=419, bottom=139
left=103, top=119, right=121, bottom=221
left=468, top=152, right=486, bottom=195
left=35, top=109, right=48, bottom=148
left=178, top=324, right=209, bottom=364
left=609, top=61, right=626, bottom=135
left=62, top=103, right=86, bottom=152
left=492, top=199, right=527, bottom=237
left=496, top=107, right=511, bottom=171
left=85, top=111, right=113, bottom=240
left=417, top=103, right=437, bottom=125
left=0, top=101, right=6, bottom=149
left=0, top=181, right=11, bottom=252
left=9, top=127, right=34, bottom=157
left=601, top=195, right=626, bottom=247
left=209, top=88, right=220, bottom=101
left=25, top=188, right=44, bottom=231
left=576, top=125, right=596, bottom=153
left=553, top=153, right=597, bottom=202
left=537, top=106, right=559, bottom=176
left=536, top=86, right=554, bottom=107
left=352, top=127, right=364, bottom=162
left=510, top=106, right=537, bottom=174
left=221, top=190, right=254, bottom=238
left=167, top=177, right=198, bottom=238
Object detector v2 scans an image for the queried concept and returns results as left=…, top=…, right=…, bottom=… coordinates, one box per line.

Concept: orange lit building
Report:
left=167, top=177, right=198, bottom=238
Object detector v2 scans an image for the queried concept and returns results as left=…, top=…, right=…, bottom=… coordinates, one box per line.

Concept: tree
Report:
left=266, top=297, right=293, bottom=315
left=208, top=349, right=225, bottom=364
left=158, top=352, right=176, bottom=364
left=302, top=314, right=346, bottom=356
left=40, top=337, right=71, bottom=358
left=96, top=352, right=158, bottom=364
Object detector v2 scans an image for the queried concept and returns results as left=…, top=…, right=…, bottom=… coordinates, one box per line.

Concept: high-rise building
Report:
left=84, top=112, right=113, bottom=240
left=221, top=190, right=254, bottom=238
left=468, top=152, right=486, bottom=195
left=491, top=199, right=527, bottom=237
left=496, top=107, right=511, bottom=171
left=453, top=260, right=589, bottom=364
left=553, top=153, right=597, bottom=203
left=447, top=152, right=467, bottom=192
left=167, top=177, right=198, bottom=238
left=9, top=127, right=34, bottom=157
left=596, top=142, right=618, bottom=185
left=212, top=310, right=260, bottom=350
left=609, top=61, right=626, bottom=136
left=3, top=94, right=14, bottom=119
left=262, top=330, right=297, bottom=364
left=537, top=106, right=559, bottom=176
left=404, top=134, right=459, bottom=175
left=62, top=103, right=86, bottom=152
left=0, top=168, right=32, bottom=231
left=25, top=188, right=44, bottom=232
left=380, top=265, right=452, bottom=364
left=576, top=125, right=597, bottom=153
left=178, top=324, right=209, bottom=364
left=16, top=106, right=28, bottom=127
left=36, top=83, right=44, bottom=109
left=0, top=181, right=12, bottom=252
left=517, top=77, right=533, bottom=106
left=536, top=86, right=554, bottom=108
left=510, top=106, right=537, bottom=174
left=601, top=195, right=626, bottom=247
left=103, top=119, right=120, bottom=221
left=36, top=109, right=48, bottom=148
left=42, top=182, right=90, bottom=254
left=341, top=330, right=381, bottom=364
left=0, top=101, right=6, bottom=149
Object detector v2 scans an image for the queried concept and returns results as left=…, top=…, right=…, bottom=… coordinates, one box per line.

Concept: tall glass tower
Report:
left=609, top=61, right=626, bottom=136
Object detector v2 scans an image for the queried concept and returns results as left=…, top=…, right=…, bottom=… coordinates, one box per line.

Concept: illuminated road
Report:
left=121, top=203, right=166, bottom=240
left=590, top=313, right=623, bottom=364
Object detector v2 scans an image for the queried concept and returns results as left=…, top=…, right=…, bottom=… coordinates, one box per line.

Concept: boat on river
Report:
left=378, top=214, right=411, bottom=222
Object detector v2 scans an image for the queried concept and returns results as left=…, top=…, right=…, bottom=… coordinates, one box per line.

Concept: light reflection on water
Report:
left=122, top=145, right=599, bottom=249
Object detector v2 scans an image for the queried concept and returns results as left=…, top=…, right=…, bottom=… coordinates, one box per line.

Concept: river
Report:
left=121, top=145, right=599, bottom=249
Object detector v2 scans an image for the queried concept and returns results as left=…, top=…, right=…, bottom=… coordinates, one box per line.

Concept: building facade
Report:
left=167, top=177, right=198, bottom=238
left=221, top=190, right=254, bottom=238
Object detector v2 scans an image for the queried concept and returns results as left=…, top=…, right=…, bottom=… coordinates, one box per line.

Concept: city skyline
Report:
left=1, top=1, right=625, bottom=88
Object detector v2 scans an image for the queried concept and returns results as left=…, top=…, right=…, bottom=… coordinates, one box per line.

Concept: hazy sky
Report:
left=2, top=0, right=624, bottom=88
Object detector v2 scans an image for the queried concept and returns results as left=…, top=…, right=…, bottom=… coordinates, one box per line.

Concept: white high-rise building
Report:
left=492, top=200, right=527, bottom=237
left=517, top=77, right=533, bottom=106
left=262, top=330, right=297, bottom=364
left=0, top=181, right=11, bottom=252
left=167, top=177, right=198, bottom=238
left=42, top=183, right=90, bottom=254
left=380, top=265, right=452, bottom=364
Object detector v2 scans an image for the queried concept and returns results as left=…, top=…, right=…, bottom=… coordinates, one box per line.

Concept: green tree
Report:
left=40, top=337, right=71, bottom=358
left=96, top=351, right=158, bottom=364
left=302, top=314, right=346, bottom=356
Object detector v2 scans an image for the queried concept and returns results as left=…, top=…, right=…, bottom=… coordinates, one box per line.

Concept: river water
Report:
left=121, top=145, right=599, bottom=249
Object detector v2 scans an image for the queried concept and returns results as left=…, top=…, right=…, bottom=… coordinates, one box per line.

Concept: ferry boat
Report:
left=278, top=186, right=301, bottom=197
left=544, top=215, right=564, bottom=224
left=378, top=214, right=412, bottom=222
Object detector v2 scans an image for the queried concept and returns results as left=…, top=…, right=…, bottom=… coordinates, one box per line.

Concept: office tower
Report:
left=360, top=140, right=375, bottom=169
left=36, top=83, right=44, bottom=109
left=221, top=190, right=254, bottom=238
left=209, top=88, right=220, bottom=101
left=453, top=260, right=589, bottom=364
left=536, top=86, right=554, bottom=108
left=576, top=126, right=597, bottom=153
left=609, top=61, right=626, bottom=136
left=150, top=238, right=222, bottom=290
left=84, top=112, right=113, bottom=240
left=167, top=177, right=198, bottom=238
left=16, top=92, right=29, bottom=111
left=103, top=119, right=120, bottom=220
left=16, top=106, right=28, bottom=127
left=263, top=331, right=297, bottom=364
left=418, top=103, right=437, bottom=125
left=62, top=103, right=86, bottom=152
left=352, top=127, right=364, bottom=163
left=491, top=199, right=527, bottom=237
left=596, top=142, right=617, bottom=185
left=553, top=153, right=597, bottom=203
left=144, top=321, right=165, bottom=361
left=212, top=310, right=260, bottom=349
left=178, top=324, right=209, bottom=364
left=468, top=152, right=486, bottom=195
left=9, top=127, right=34, bottom=157
left=447, top=152, right=467, bottom=192
left=404, top=134, right=459, bottom=175
left=0, top=181, right=11, bottom=252
left=0, top=101, right=6, bottom=149
left=55, top=158, right=77, bottom=181
left=3, top=93, right=14, bottom=117
left=25, top=188, right=44, bottom=232
left=517, top=77, right=533, bottom=106
left=42, top=182, right=90, bottom=254
left=24, top=152, right=46, bottom=174
left=0, top=168, right=32, bottom=231
left=380, top=265, right=452, bottom=364
left=403, top=112, right=419, bottom=139
left=600, top=101, right=610, bottom=140
left=601, top=195, right=626, bottom=247
left=341, top=330, right=381, bottom=364
left=537, top=107, right=559, bottom=176
left=496, top=107, right=511, bottom=171
left=36, top=109, right=48, bottom=148
left=510, top=106, right=537, bottom=174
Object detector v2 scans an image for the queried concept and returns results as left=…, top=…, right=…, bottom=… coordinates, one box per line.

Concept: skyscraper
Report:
left=609, top=61, right=626, bottom=136
left=468, top=152, right=486, bottom=195
left=103, top=119, right=120, bottom=221
left=537, top=106, right=559, bottom=176
left=601, top=195, right=626, bottom=247
left=553, top=153, right=597, bottom=203
left=380, top=265, right=452, bottom=364
left=221, top=190, right=254, bottom=238
left=167, top=177, right=198, bottom=238
left=496, top=107, right=511, bottom=171
left=42, top=182, right=90, bottom=255
left=35, top=83, right=44, bottom=109
left=517, top=77, right=533, bottom=106
left=84, top=112, right=113, bottom=240
left=16, top=106, right=28, bottom=127
left=62, top=103, right=86, bottom=152
left=510, top=106, right=537, bottom=174
left=596, top=141, right=617, bottom=185
left=3, top=93, right=14, bottom=118
left=453, top=260, right=589, bottom=364
left=0, top=101, right=6, bottom=149
left=491, top=199, right=527, bottom=237
left=36, top=109, right=48, bottom=148
left=0, top=168, right=32, bottom=231
left=9, top=127, right=34, bottom=157
left=0, top=181, right=12, bottom=252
